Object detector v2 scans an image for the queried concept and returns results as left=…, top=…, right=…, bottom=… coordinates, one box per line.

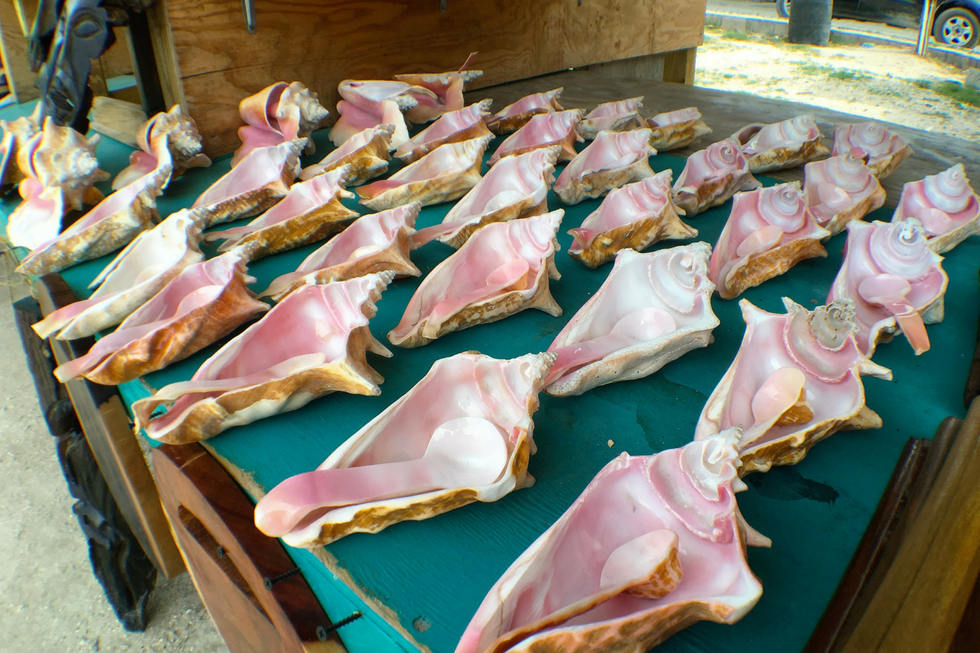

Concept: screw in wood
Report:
left=262, top=567, right=302, bottom=590
left=318, top=612, right=364, bottom=639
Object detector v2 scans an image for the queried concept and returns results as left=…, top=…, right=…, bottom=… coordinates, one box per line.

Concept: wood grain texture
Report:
left=0, top=0, right=38, bottom=102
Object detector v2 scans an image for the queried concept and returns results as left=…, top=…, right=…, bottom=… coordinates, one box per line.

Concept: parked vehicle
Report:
left=775, top=0, right=980, bottom=48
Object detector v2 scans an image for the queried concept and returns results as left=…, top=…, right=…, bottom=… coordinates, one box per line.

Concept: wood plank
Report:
left=588, top=53, right=666, bottom=81
left=662, top=47, right=697, bottom=84
left=146, top=0, right=185, bottom=109
left=0, top=0, right=38, bottom=102
left=90, top=96, right=147, bottom=147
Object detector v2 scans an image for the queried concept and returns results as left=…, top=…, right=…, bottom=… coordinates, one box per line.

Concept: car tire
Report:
left=933, top=8, right=980, bottom=49
left=777, top=0, right=791, bottom=19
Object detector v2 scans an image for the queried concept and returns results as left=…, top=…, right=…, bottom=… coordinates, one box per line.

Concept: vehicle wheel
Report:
left=933, top=8, right=980, bottom=49
left=777, top=0, right=791, bottom=19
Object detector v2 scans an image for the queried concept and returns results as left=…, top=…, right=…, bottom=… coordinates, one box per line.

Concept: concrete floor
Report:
left=0, top=252, right=229, bottom=653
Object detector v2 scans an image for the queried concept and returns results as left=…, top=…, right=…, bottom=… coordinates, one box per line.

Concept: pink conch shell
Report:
left=394, top=52, right=484, bottom=123
left=133, top=272, right=394, bottom=444
left=31, top=211, right=204, bottom=340
left=456, top=431, right=767, bottom=653
left=17, top=164, right=172, bottom=276
left=828, top=219, right=947, bottom=356
left=489, top=110, right=583, bottom=166
left=647, top=107, right=712, bottom=152
left=395, top=100, right=494, bottom=164
left=486, top=88, right=564, bottom=136
left=300, top=124, right=393, bottom=185
left=709, top=183, right=830, bottom=299
left=832, top=122, right=913, bottom=180
left=255, top=351, right=553, bottom=547
left=695, top=298, right=892, bottom=474
left=112, top=104, right=211, bottom=190
left=191, top=139, right=304, bottom=228
left=672, top=138, right=762, bottom=217
left=16, top=117, right=108, bottom=210
left=554, top=129, right=657, bottom=205
left=389, top=210, right=564, bottom=348
left=53, top=250, right=268, bottom=385
left=205, top=166, right=358, bottom=261
left=546, top=244, right=718, bottom=397
left=577, top=97, right=645, bottom=140
left=568, top=170, right=696, bottom=268
left=732, top=115, right=829, bottom=174
left=232, top=82, right=328, bottom=166
left=892, top=164, right=980, bottom=254
left=414, top=147, right=558, bottom=249
left=0, top=106, right=41, bottom=188
left=329, top=80, right=429, bottom=149
left=356, top=135, right=491, bottom=212
left=261, top=203, right=420, bottom=302
left=803, top=154, right=886, bottom=236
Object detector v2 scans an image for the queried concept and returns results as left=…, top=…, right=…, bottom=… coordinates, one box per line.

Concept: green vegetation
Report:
left=797, top=61, right=870, bottom=82
left=913, top=79, right=980, bottom=108
left=722, top=29, right=754, bottom=41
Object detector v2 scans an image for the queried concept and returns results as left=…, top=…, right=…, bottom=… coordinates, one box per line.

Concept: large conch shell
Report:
left=31, top=211, right=204, bottom=340
left=205, top=166, right=358, bottom=261
left=803, top=154, right=886, bottom=236
left=261, top=203, right=420, bottom=302
left=395, top=100, right=494, bottom=164
left=892, top=164, right=980, bottom=254
left=732, top=115, right=829, bottom=174
left=0, top=106, right=41, bottom=188
left=232, top=82, right=328, bottom=166
left=577, top=97, right=644, bottom=140
left=133, top=272, right=394, bottom=444
left=389, top=210, right=564, bottom=348
left=394, top=52, right=484, bottom=123
left=300, top=124, right=393, bottom=186
left=413, top=147, right=558, bottom=249
left=17, top=164, right=172, bottom=276
left=832, top=122, right=913, bottom=180
left=545, top=244, right=719, bottom=397
left=112, top=104, right=211, bottom=190
left=486, top=88, right=564, bottom=135
left=489, top=110, right=583, bottom=165
left=329, top=80, right=429, bottom=149
left=456, top=431, right=767, bottom=653
left=191, top=139, right=304, bottom=228
left=646, top=107, right=712, bottom=152
left=709, top=182, right=830, bottom=299
left=828, top=218, right=947, bottom=356
left=52, top=250, right=268, bottom=385
left=356, top=135, right=491, bottom=212
left=554, top=129, right=657, bottom=205
left=568, top=170, right=696, bottom=268
left=672, top=138, right=762, bottom=217
left=254, top=351, right=553, bottom=547
left=695, top=298, right=892, bottom=474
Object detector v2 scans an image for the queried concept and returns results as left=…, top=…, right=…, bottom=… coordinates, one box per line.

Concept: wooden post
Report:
left=662, top=47, right=697, bottom=85
left=917, top=0, right=937, bottom=56
left=0, top=0, right=39, bottom=102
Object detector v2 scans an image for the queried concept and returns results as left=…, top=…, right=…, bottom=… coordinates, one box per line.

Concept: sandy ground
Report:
left=0, top=254, right=229, bottom=653
left=695, top=25, right=980, bottom=141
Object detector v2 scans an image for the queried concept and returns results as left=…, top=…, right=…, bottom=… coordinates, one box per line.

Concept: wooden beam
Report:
left=662, top=47, right=698, bottom=85
left=0, top=0, right=38, bottom=102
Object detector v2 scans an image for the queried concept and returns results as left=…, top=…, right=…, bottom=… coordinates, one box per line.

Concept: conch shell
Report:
left=394, top=52, right=484, bottom=123
left=545, top=244, right=719, bottom=397
left=356, top=135, right=491, bottom=212
left=892, top=164, right=980, bottom=254
left=577, top=97, right=644, bottom=140
left=568, top=170, right=696, bottom=269
left=232, top=82, right=328, bottom=166
left=31, top=211, right=204, bottom=340
left=300, top=124, right=393, bottom=185
left=254, top=351, right=553, bottom=547
left=205, top=166, right=358, bottom=261
left=828, top=218, right=948, bottom=355
left=456, top=431, right=767, bottom=653
left=395, top=100, right=494, bottom=164
left=709, top=182, right=830, bottom=299
left=133, top=272, right=394, bottom=444
left=672, top=138, right=761, bottom=216
left=486, top=88, right=564, bottom=135
left=389, top=210, right=564, bottom=348
left=803, top=154, right=886, bottom=236
left=191, top=139, right=304, bottom=228
left=646, top=107, right=712, bottom=152
left=413, top=147, right=558, bottom=249
left=112, top=104, right=211, bottom=190
left=0, top=106, right=41, bottom=188
left=732, top=115, right=829, bottom=174
left=329, top=80, right=428, bottom=149
left=695, top=298, right=892, bottom=474
left=832, top=122, right=913, bottom=179
left=261, top=203, right=420, bottom=302
left=553, top=129, right=657, bottom=205
left=52, top=250, right=268, bottom=385
left=489, top=110, right=583, bottom=165
left=17, top=164, right=172, bottom=276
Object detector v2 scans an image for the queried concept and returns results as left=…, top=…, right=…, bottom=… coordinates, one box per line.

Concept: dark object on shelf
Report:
left=965, top=270, right=980, bottom=407
left=787, top=0, right=833, bottom=46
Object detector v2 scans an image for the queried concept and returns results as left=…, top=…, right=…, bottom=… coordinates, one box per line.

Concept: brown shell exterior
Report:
left=673, top=169, right=761, bottom=217
left=648, top=118, right=713, bottom=152
left=821, top=183, right=887, bottom=236
left=555, top=159, right=655, bottom=206
left=231, top=200, right=359, bottom=262
left=577, top=114, right=645, bottom=141
left=569, top=201, right=697, bottom=269
left=718, top=237, right=828, bottom=299
left=359, top=155, right=484, bottom=212
left=442, top=198, right=549, bottom=250
left=308, top=126, right=392, bottom=185
left=194, top=170, right=293, bottom=229
left=868, top=142, right=914, bottom=180
left=747, top=138, right=831, bottom=174
left=82, top=275, right=268, bottom=386
left=487, top=109, right=551, bottom=136
left=399, top=120, right=493, bottom=165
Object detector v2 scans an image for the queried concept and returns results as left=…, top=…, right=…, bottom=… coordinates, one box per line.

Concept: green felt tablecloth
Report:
left=3, top=102, right=977, bottom=653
